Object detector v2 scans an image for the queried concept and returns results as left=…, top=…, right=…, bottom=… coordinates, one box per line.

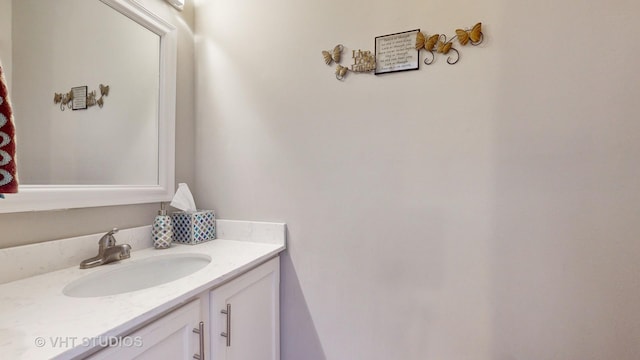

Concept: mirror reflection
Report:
left=11, top=0, right=160, bottom=185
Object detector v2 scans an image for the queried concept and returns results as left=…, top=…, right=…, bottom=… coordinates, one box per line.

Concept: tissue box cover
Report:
left=171, top=210, right=216, bottom=244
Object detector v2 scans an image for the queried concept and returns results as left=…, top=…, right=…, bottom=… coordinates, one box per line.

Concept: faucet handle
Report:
left=98, top=228, right=119, bottom=247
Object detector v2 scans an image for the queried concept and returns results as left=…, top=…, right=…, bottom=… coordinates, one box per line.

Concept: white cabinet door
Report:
left=88, top=299, right=203, bottom=360
left=210, top=257, right=280, bottom=360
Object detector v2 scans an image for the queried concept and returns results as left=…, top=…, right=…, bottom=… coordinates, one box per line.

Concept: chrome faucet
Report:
left=80, top=228, right=132, bottom=269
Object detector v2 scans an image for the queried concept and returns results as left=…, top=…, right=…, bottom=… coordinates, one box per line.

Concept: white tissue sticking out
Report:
left=170, top=183, right=197, bottom=212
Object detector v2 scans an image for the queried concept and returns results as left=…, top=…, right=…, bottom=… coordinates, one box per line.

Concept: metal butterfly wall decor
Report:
left=322, top=45, right=343, bottom=65
left=320, top=21, right=485, bottom=81
left=320, top=44, right=376, bottom=81
left=415, top=22, right=484, bottom=65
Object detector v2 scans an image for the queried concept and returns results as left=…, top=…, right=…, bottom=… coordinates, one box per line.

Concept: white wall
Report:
left=194, top=0, right=640, bottom=359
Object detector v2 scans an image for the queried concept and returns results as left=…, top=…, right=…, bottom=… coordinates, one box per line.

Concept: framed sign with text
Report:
left=375, top=29, right=420, bottom=75
left=71, top=86, right=88, bottom=110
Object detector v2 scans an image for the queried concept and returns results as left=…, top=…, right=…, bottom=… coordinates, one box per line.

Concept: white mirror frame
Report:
left=0, top=0, right=176, bottom=213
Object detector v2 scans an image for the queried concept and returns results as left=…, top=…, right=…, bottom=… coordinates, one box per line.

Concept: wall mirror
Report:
left=0, top=0, right=176, bottom=213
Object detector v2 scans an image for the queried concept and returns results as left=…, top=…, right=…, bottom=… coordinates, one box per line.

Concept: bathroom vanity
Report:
left=0, top=220, right=286, bottom=359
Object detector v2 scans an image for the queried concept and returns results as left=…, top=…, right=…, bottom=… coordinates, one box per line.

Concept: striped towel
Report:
left=0, top=64, right=18, bottom=194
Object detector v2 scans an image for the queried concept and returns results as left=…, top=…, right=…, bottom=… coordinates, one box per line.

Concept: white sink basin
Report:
left=63, top=253, right=211, bottom=298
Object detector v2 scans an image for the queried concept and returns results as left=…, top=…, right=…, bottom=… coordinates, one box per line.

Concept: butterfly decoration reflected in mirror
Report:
left=97, top=84, right=110, bottom=108
left=53, top=90, right=74, bottom=110
left=53, top=84, right=110, bottom=110
left=99, top=84, right=110, bottom=97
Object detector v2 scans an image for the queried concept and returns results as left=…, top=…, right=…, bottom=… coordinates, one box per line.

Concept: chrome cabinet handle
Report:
left=193, top=321, right=205, bottom=360
left=220, top=304, right=231, bottom=347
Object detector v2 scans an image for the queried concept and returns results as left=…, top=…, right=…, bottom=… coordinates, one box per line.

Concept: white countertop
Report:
left=0, top=220, right=286, bottom=359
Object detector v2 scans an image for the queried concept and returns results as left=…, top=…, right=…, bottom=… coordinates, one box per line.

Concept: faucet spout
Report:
left=80, top=256, right=105, bottom=269
left=80, top=229, right=131, bottom=269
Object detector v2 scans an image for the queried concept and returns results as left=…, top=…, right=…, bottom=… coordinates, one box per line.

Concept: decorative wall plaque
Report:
left=71, top=86, right=88, bottom=110
left=54, top=84, right=110, bottom=111
left=319, top=22, right=485, bottom=81
left=351, top=50, right=376, bottom=73
left=374, top=29, right=420, bottom=74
